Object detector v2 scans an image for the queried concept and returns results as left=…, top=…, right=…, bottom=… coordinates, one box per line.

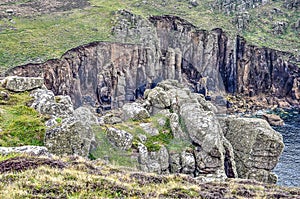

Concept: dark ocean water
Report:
left=273, top=109, right=300, bottom=187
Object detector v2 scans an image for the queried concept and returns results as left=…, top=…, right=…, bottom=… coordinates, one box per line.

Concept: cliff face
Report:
left=5, top=10, right=300, bottom=110
left=6, top=42, right=164, bottom=109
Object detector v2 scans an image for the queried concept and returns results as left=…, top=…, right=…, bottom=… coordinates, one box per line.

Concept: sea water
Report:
left=273, top=109, right=300, bottom=187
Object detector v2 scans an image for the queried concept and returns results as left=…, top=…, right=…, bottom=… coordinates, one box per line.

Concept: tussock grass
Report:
left=0, top=155, right=299, bottom=198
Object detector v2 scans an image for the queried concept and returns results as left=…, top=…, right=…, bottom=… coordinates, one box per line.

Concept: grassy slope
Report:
left=0, top=0, right=299, bottom=73
left=0, top=155, right=299, bottom=198
left=0, top=87, right=45, bottom=146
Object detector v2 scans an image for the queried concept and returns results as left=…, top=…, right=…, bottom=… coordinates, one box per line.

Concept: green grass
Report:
left=93, top=113, right=191, bottom=154
left=0, top=153, right=22, bottom=162
left=0, top=0, right=298, bottom=73
left=90, top=126, right=138, bottom=168
left=0, top=88, right=46, bottom=146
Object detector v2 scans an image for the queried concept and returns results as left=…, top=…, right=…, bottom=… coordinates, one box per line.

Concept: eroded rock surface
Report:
left=219, top=117, right=284, bottom=183
left=5, top=11, right=299, bottom=111
left=30, top=87, right=97, bottom=157
left=103, top=80, right=283, bottom=183
left=2, top=76, right=44, bottom=92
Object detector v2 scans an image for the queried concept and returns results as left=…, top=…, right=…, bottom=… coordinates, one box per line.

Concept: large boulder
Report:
left=2, top=76, right=44, bottom=92
left=168, top=112, right=187, bottom=140
left=44, top=117, right=95, bottom=157
left=122, top=102, right=150, bottom=121
left=137, top=143, right=170, bottom=174
left=74, top=107, right=98, bottom=126
left=219, top=117, right=284, bottom=183
left=107, top=127, right=133, bottom=150
left=31, top=89, right=97, bottom=157
left=31, top=89, right=74, bottom=119
left=179, top=102, right=227, bottom=178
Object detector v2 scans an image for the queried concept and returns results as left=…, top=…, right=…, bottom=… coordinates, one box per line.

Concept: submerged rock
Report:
left=262, top=113, right=284, bottom=126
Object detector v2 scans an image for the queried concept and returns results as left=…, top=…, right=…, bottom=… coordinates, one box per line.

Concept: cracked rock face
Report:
left=2, top=76, right=44, bottom=92
left=5, top=11, right=300, bottom=110
left=219, top=117, right=284, bottom=183
left=45, top=117, right=95, bottom=157
left=30, top=87, right=97, bottom=157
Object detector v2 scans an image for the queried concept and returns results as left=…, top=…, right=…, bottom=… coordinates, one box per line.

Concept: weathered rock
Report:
left=144, top=87, right=171, bottom=114
left=170, top=153, right=181, bottom=173
left=272, top=21, right=288, bottom=35
left=6, top=13, right=300, bottom=110
left=45, top=117, right=95, bottom=157
left=168, top=112, right=188, bottom=139
left=137, top=144, right=170, bottom=174
left=139, top=123, right=159, bottom=136
left=0, top=91, right=9, bottom=101
left=181, top=151, right=196, bottom=176
left=0, top=146, right=50, bottom=157
left=74, top=106, right=98, bottom=126
left=101, top=114, right=123, bottom=124
left=31, top=89, right=74, bottom=119
left=180, top=103, right=224, bottom=170
left=220, top=117, right=284, bottom=183
left=107, top=127, right=133, bottom=150
left=158, top=146, right=170, bottom=173
left=234, top=12, right=250, bottom=31
left=2, top=76, right=44, bottom=92
left=291, top=77, right=300, bottom=100
left=222, top=138, right=238, bottom=178
left=262, top=113, right=284, bottom=126
left=189, top=0, right=199, bottom=7
left=213, top=0, right=270, bottom=14
left=122, top=102, right=150, bottom=121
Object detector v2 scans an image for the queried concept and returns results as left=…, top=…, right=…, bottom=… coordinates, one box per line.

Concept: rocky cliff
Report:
left=5, top=10, right=300, bottom=111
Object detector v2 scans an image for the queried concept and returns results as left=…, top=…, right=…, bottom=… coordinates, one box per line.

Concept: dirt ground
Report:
left=0, top=0, right=90, bottom=18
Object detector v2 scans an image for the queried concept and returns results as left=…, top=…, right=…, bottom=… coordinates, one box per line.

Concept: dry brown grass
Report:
left=0, top=154, right=299, bottom=198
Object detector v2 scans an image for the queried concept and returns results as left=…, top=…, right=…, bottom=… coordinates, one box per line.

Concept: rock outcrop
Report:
left=213, top=0, right=271, bottom=14
left=97, top=80, right=283, bottom=183
left=219, top=117, right=284, bottom=183
left=107, top=127, right=133, bottom=150
left=30, top=86, right=97, bottom=157
left=45, top=115, right=96, bottom=157
left=5, top=11, right=299, bottom=111
left=2, top=76, right=44, bottom=92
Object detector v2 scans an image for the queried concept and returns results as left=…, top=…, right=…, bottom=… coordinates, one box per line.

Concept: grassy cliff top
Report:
left=0, top=0, right=299, bottom=73
left=0, top=154, right=299, bottom=198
